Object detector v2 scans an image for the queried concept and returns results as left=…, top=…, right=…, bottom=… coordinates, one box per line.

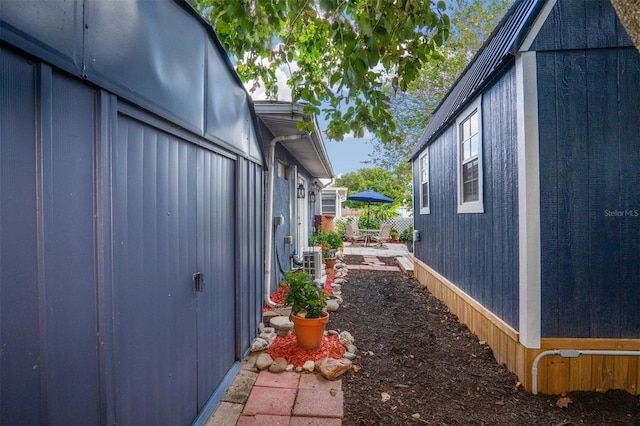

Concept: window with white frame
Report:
left=456, top=97, right=484, bottom=213
left=419, top=150, right=430, bottom=214
left=277, top=161, right=288, bottom=180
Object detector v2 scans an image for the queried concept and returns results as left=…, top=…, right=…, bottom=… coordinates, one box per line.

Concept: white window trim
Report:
left=419, top=149, right=430, bottom=214
left=456, top=96, right=484, bottom=214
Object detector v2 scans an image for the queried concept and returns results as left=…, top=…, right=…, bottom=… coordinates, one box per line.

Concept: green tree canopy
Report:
left=335, top=167, right=409, bottom=211
left=190, top=0, right=450, bottom=141
left=368, top=0, right=511, bottom=179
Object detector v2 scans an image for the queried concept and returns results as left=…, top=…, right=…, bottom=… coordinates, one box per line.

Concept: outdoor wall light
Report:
left=309, top=190, right=316, bottom=202
left=297, top=183, right=306, bottom=199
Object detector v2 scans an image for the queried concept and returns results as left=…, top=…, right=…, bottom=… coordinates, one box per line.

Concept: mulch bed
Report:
left=329, top=255, right=640, bottom=425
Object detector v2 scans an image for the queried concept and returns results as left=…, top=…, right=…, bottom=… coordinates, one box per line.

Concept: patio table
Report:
left=360, top=229, right=379, bottom=247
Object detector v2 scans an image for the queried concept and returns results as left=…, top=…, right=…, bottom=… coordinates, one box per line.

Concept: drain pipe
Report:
left=264, top=133, right=307, bottom=308
left=532, top=349, right=640, bottom=395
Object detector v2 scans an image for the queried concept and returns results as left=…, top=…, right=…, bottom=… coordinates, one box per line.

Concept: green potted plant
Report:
left=309, top=230, right=343, bottom=269
left=283, top=270, right=329, bottom=349
left=398, top=226, right=414, bottom=252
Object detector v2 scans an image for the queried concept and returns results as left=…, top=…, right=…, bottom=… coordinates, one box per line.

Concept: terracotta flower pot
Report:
left=290, top=311, right=330, bottom=349
left=324, top=257, right=337, bottom=270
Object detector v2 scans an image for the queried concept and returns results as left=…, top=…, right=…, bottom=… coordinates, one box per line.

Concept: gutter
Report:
left=264, top=133, right=308, bottom=307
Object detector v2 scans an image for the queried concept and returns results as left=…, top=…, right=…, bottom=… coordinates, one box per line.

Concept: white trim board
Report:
left=519, top=0, right=557, bottom=52
left=516, top=51, right=541, bottom=349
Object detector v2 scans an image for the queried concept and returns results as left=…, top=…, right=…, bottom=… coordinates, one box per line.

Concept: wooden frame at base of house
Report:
left=414, top=257, right=640, bottom=395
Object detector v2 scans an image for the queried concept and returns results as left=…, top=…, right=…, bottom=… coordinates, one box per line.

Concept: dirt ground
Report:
left=329, top=255, right=640, bottom=425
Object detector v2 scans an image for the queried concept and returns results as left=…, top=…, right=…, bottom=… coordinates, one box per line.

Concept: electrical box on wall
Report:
left=413, top=229, right=421, bottom=242
left=283, top=235, right=293, bottom=245
left=274, top=215, right=284, bottom=226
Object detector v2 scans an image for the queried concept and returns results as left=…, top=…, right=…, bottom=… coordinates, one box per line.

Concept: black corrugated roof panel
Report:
left=411, top=0, right=546, bottom=158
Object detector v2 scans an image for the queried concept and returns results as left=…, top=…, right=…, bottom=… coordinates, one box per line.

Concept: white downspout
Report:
left=264, top=134, right=307, bottom=307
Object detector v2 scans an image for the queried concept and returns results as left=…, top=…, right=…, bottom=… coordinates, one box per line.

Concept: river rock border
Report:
left=249, top=257, right=355, bottom=381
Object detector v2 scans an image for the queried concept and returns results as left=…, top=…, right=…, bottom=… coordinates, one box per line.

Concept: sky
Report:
left=321, top=125, right=374, bottom=177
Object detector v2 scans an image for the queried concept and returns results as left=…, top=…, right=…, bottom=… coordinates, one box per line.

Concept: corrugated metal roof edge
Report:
left=176, top=0, right=267, bottom=168
left=409, top=0, right=546, bottom=160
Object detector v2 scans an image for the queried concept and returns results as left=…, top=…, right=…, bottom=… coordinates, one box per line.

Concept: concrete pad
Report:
left=205, top=401, right=243, bottom=426
left=299, top=374, right=342, bottom=391
left=243, top=386, right=297, bottom=416
left=254, top=370, right=300, bottom=388
left=222, top=369, right=259, bottom=404
left=289, top=417, right=342, bottom=426
left=236, top=414, right=291, bottom=425
left=292, top=388, right=344, bottom=418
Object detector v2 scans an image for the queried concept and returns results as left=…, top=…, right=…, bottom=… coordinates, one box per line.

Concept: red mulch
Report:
left=265, top=333, right=346, bottom=367
left=262, top=266, right=343, bottom=366
left=264, top=267, right=335, bottom=312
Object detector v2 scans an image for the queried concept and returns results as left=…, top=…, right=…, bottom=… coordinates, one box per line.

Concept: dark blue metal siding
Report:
left=0, top=0, right=264, bottom=164
left=112, top=115, right=199, bottom=424
left=529, top=0, right=632, bottom=52
left=43, top=69, right=101, bottom=425
left=236, top=160, right=264, bottom=354
left=1, top=51, right=102, bottom=424
left=1, top=1, right=266, bottom=422
left=196, top=148, right=236, bottom=410
left=538, top=47, right=640, bottom=339
left=413, top=68, right=519, bottom=329
left=1, top=47, right=43, bottom=425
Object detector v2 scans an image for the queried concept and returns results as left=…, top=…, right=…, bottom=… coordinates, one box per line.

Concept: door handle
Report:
left=193, top=272, right=205, bottom=292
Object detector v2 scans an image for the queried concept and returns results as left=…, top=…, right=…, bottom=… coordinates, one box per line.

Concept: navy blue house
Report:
left=410, top=0, right=640, bottom=395
left=1, top=1, right=266, bottom=424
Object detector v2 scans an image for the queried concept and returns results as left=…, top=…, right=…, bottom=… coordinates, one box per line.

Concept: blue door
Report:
left=112, top=114, right=237, bottom=424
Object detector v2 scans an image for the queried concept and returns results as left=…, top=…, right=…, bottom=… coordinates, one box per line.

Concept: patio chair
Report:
left=371, top=224, right=392, bottom=248
left=344, top=223, right=367, bottom=245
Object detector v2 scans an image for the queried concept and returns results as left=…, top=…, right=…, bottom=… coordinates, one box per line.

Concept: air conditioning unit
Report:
left=303, top=247, right=323, bottom=280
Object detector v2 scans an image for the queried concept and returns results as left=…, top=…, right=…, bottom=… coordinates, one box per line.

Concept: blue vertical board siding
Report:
left=112, top=116, right=198, bottom=425
left=555, top=51, right=591, bottom=338
left=530, top=0, right=586, bottom=51
left=531, top=0, right=633, bottom=52
left=414, top=68, right=519, bottom=329
left=485, top=72, right=518, bottom=321
left=0, top=47, right=42, bottom=425
left=617, top=50, right=640, bottom=337
left=538, top=46, right=640, bottom=338
left=537, top=52, right=560, bottom=337
left=586, top=49, right=621, bottom=336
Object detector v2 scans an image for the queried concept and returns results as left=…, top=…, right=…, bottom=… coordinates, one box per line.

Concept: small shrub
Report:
left=283, top=270, right=326, bottom=318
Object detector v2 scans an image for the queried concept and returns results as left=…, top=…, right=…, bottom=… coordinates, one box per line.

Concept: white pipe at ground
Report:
left=532, top=349, right=640, bottom=395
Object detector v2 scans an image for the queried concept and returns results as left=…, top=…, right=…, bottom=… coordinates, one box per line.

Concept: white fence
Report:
left=335, top=216, right=413, bottom=233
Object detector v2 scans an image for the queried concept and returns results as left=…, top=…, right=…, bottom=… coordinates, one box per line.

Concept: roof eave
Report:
left=254, top=101, right=335, bottom=179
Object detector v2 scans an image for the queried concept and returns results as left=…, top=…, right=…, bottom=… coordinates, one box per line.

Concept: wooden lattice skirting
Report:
left=412, top=256, right=640, bottom=395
